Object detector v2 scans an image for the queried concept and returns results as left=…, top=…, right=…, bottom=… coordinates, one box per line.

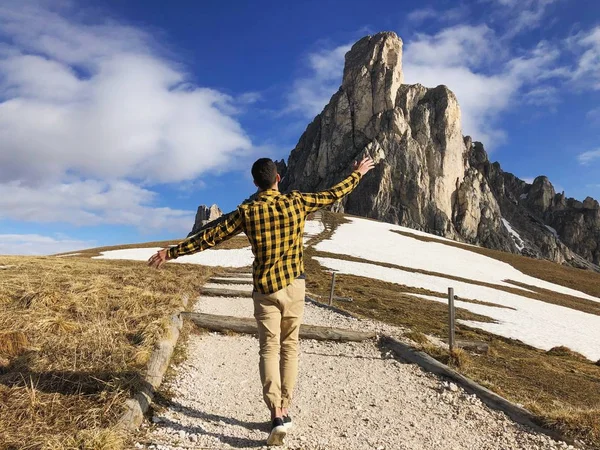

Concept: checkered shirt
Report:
left=167, top=171, right=363, bottom=294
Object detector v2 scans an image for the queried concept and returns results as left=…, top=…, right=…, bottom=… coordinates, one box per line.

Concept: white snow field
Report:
left=313, top=216, right=600, bottom=361
left=94, top=246, right=254, bottom=267
left=304, top=219, right=325, bottom=243
left=314, top=257, right=600, bottom=361
left=316, top=217, right=599, bottom=302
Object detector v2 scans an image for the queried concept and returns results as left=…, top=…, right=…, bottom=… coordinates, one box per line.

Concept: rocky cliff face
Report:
left=466, top=143, right=599, bottom=269
left=188, top=204, right=223, bottom=237
left=279, top=31, right=599, bottom=270
left=283, top=33, right=476, bottom=236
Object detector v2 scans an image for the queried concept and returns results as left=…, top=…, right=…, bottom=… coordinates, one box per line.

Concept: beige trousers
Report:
left=252, top=278, right=305, bottom=410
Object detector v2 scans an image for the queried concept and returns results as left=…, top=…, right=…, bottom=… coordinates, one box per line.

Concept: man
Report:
left=148, top=156, right=375, bottom=445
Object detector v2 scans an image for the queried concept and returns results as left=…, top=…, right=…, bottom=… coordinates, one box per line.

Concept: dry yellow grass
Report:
left=403, top=330, right=430, bottom=345
left=0, top=255, right=214, bottom=450
left=546, top=346, right=589, bottom=361
left=0, top=332, right=29, bottom=358
left=306, top=211, right=600, bottom=447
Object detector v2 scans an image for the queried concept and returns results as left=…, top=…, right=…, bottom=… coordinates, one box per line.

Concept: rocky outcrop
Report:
left=188, top=204, right=223, bottom=237
left=464, top=144, right=599, bottom=269
left=279, top=31, right=599, bottom=270
left=281, top=32, right=514, bottom=247
left=527, top=181, right=600, bottom=267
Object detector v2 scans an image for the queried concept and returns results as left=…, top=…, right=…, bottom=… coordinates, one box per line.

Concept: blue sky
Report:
left=0, top=0, right=599, bottom=255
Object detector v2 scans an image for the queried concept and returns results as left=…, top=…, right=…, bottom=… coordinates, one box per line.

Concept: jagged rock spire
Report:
left=278, top=32, right=600, bottom=268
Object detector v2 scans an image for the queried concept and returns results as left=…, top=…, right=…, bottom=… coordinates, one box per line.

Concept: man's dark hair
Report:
left=252, top=158, right=278, bottom=190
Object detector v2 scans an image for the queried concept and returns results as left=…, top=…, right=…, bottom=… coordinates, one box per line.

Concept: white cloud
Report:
left=404, top=27, right=563, bottom=146
left=570, top=26, right=600, bottom=90
left=0, top=233, right=94, bottom=255
left=407, top=8, right=437, bottom=24
left=577, top=149, right=600, bottom=165
left=407, top=25, right=500, bottom=68
left=285, top=43, right=351, bottom=118
left=522, top=85, right=559, bottom=106
left=587, top=107, right=600, bottom=124
left=522, top=177, right=535, bottom=184
left=237, top=91, right=262, bottom=105
left=407, top=6, right=468, bottom=25
left=0, top=179, right=194, bottom=231
left=487, top=0, right=560, bottom=35
left=0, top=1, right=254, bottom=228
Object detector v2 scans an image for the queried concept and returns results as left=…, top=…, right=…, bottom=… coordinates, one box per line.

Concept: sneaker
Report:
left=282, top=415, right=293, bottom=430
left=267, top=417, right=287, bottom=446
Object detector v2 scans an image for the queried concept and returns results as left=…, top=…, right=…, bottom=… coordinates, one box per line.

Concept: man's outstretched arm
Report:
left=301, top=156, right=375, bottom=214
left=148, top=209, right=243, bottom=268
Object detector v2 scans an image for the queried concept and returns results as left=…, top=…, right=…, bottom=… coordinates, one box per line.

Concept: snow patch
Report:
left=94, top=247, right=254, bottom=267
left=501, top=218, right=524, bottom=251
left=314, top=257, right=600, bottom=361
left=545, top=225, right=558, bottom=238
left=316, top=217, right=597, bottom=302
left=304, top=220, right=325, bottom=244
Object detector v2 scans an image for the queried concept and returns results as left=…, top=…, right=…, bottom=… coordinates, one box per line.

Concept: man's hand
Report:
left=148, top=248, right=170, bottom=269
left=353, top=156, right=375, bottom=176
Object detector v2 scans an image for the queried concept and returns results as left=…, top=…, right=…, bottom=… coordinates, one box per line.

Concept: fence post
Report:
left=448, top=287, right=455, bottom=351
left=328, top=272, right=336, bottom=306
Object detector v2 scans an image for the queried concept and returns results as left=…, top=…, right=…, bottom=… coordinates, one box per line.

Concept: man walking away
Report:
left=148, top=156, right=375, bottom=445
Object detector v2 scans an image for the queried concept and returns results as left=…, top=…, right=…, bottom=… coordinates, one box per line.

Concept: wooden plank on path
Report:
left=225, top=267, right=252, bottom=274
left=183, top=312, right=376, bottom=342
left=209, top=278, right=253, bottom=285
left=201, top=287, right=253, bottom=298
left=217, top=272, right=253, bottom=279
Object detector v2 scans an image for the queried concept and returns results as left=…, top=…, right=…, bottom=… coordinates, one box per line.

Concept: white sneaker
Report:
left=267, top=417, right=287, bottom=446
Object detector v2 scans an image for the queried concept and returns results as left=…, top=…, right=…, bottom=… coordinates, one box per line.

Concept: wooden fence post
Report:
left=328, top=272, right=337, bottom=306
left=448, top=287, right=455, bottom=351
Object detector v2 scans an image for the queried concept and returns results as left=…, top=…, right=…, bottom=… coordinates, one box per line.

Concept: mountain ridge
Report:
left=277, top=31, right=599, bottom=271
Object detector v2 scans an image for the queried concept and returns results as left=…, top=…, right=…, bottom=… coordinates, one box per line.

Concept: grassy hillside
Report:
left=0, top=256, right=214, bottom=449
left=5, top=213, right=599, bottom=447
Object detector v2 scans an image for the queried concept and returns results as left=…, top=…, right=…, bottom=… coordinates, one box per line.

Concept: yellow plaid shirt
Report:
left=168, top=171, right=363, bottom=294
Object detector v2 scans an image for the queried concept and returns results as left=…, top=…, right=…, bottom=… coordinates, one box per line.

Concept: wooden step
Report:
left=201, top=287, right=253, bottom=298
left=209, top=278, right=253, bottom=285
left=224, top=267, right=252, bottom=274
left=216, top=272, right=253, bottom=279
left=184, top=312, right=376, bottom=342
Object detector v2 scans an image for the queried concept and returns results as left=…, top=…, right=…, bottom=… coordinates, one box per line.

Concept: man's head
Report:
left=252, top=158, right=280, bottom=190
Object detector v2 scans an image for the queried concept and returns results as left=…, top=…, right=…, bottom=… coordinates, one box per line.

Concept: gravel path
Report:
left=137, top=279, right=576, bottom=450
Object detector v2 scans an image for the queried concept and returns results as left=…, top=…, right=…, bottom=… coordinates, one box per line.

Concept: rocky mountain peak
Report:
left=278, top=32, right=599, bottom=270
left=188, top=204, right=223, bottom=237
left=282, top=31, right=474, bottom=241
left=342, top=32, right=403, bottom=122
